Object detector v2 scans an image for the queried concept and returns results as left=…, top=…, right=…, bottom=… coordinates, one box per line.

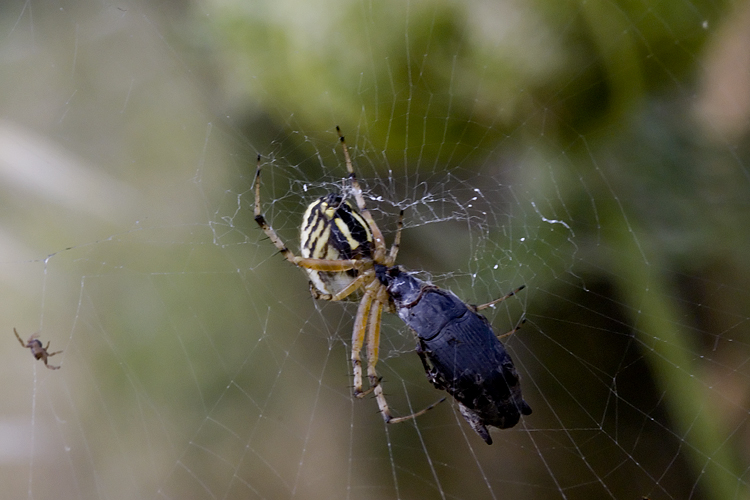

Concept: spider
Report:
left=254, top=127, right=442, bottom=423
left=14, top=328, right=62, bottom=370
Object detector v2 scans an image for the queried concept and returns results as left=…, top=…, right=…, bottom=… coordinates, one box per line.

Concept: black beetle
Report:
left=376, top=265, right=532, bottom=444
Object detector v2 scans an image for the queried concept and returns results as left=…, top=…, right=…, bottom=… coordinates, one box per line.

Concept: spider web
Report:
left=2, top=0, right=749, bottom=499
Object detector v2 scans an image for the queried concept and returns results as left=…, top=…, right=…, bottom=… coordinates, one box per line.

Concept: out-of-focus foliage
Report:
left=2, top=0, right=749, bottom=498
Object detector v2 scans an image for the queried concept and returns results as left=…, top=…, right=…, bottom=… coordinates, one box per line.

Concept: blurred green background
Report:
left=1, top=0, right=749, bottom=498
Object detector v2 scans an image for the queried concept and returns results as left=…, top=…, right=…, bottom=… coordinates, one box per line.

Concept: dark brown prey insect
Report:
left=377, top=265, right=531, bottom=444
left=14, top=328, right=62, bottom=370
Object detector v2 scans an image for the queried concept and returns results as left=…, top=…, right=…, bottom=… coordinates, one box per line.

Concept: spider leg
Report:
left=474, top=286, right=526, bottom=340
left=497, top=316, right=526, bottom=340
left=385, top=210, right=404, bottom=266
left=255, top=157, right=367, bottom=273
left=336, top=127, right=387, bottom=259
left=253, top=158, right=308, bottom=266
left=295, top=257, right=362, bottom=272
left=313, top=271, right=372, bottom=302
left=13, top=328, right=25, bottom=347
left=367, top=282, right=446, bottom=423
left=474, top=285, right=525, bottom=311
left=364, top=286, right=399, bottom=421
left=383, top=398, right=446, bottom=424
left=254, top=154, right=376, bottom=302
left=365, top=285, right=385, bottom=392
left=351, top=291, right=374, bottom=398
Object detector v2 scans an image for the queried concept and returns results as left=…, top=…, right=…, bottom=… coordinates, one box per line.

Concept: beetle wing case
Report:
left=422, top=305, right=532, bottom=437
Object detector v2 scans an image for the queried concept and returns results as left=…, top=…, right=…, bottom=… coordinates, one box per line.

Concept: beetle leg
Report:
left=416, top=343, right=446, bottom=390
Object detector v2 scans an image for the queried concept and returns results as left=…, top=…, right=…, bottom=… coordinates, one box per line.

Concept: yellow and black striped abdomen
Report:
left=300, top=193, right=374, bottom=298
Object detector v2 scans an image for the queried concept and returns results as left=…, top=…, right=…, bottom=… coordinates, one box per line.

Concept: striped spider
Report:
left=254, top=127, right=441, bottom=423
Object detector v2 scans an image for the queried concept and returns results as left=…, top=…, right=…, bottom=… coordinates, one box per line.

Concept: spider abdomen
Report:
left=300, top=193, right=373, bottom=298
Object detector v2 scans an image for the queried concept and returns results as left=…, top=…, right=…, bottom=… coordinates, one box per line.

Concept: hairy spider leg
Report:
left=353, top=280, right=445, bottom=423
left=497, top=317, right=527, bottom=340
left=351, top=288, right=374, bottom=398
left=336, top=126, right=387, bottom=262
left=386, top=210, right=404, bottom=266
left=474, top=285, right=526, bottom=311
left=13, top=328, right=25, bottom=347
left=253, top=156, right=368, bottom=301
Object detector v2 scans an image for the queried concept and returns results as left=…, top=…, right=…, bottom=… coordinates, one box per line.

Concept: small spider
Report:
left=14, top=328, right=62, bottom=370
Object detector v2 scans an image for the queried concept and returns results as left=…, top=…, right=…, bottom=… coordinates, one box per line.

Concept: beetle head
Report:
left=377, top=265, right=423, bottom=308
